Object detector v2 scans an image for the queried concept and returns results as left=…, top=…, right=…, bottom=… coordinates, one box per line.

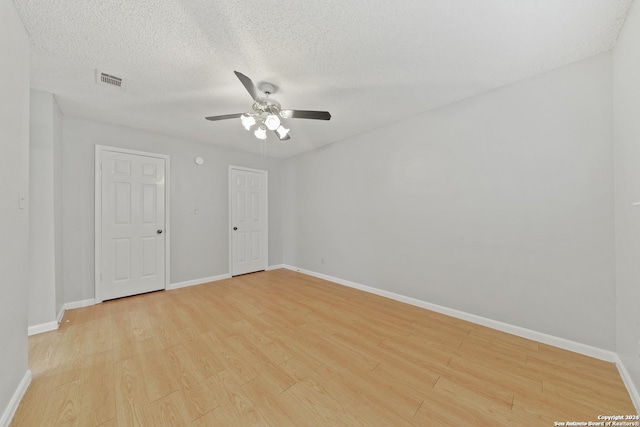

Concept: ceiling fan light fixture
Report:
left=276, top=125, right=290, bottom=139
left=254, top=126, right=267, bottom=140
left=205, top=71, right=332, bottom=142
left=241, top=114, right=256, bottom=130
left=264, top=114, right=281, bottom=131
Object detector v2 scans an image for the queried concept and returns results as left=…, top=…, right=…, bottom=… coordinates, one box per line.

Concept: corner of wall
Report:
left=615, top=356, right=640, bottom=413
left=613, top=0, right=640, bottom=409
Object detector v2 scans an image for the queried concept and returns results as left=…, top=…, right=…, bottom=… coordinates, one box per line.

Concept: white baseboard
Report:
left=287, top=266, right=617, bottom=362
left=0, top=369, right=31, bottom=427
left=615, top=355, right=640, bottom=413
left=56, top=306, right=65, bottom=324
left=29, top=303, right=88, bottom=336
left=267, top=264, right=285, bottom=271
left=168, top=273, right=231, bottom=290
left=64, top=298, right=96, bottom=310
left=27, top=321, right=58, bottom=336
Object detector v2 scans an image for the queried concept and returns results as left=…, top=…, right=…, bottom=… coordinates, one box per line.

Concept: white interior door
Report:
left=97, top=148, right=168, bottom=301
left=230, top=166, right=268, bottom=276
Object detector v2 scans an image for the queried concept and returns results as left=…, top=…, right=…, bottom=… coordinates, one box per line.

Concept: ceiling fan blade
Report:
left=280, top=109, right=331, bottom=120
left=274, top=129, right=291, bottom=141
left=234, top=71, right=261, bottom=101
left=205, top=113, right=244, bottom=121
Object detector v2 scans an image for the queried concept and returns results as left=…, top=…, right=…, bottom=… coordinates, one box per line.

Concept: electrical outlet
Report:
left=320, top=257, right=325, bottom=265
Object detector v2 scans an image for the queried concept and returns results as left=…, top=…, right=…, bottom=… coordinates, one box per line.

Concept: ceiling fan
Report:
left=205, top=71, right=331, bottom=141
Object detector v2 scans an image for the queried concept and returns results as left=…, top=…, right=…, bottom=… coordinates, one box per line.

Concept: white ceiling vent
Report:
left=95, top=70, right=123, bottom=88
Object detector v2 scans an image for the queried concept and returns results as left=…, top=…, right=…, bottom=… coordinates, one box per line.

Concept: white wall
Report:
left=283, top=53, right=616, bottom=350
left=613, top=0, right=640, bottom=397
left=62, top=116, right=283, bottom=303
left=0, top=0, right=30, bottom=422
left=28, top=90, right=60, bottom=327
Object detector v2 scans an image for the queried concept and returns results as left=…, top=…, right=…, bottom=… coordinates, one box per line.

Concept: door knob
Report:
left=233, top=227, right=238, bottom=231
left=157, top=229, right=163, bottom=234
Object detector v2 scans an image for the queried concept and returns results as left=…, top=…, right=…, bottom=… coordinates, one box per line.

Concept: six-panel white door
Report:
left=230, top=167, right=268, bottom=276
left=99, top=150, right=166, bottom=301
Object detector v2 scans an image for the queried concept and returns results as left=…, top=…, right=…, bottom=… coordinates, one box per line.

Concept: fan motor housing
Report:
left=253, top=97, right=281, bottom=115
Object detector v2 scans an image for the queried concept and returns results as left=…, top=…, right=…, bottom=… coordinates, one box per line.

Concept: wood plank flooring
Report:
left=11, top=269, right=637, bottom=426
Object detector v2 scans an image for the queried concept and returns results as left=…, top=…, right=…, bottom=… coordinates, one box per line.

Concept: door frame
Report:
left=94, top=145, right=171, bottom=303
left=228, top=165, right=268, bottom=276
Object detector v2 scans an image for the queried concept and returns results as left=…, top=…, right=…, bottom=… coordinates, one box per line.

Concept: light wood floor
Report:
left=12, top=269, right=636, bottom=426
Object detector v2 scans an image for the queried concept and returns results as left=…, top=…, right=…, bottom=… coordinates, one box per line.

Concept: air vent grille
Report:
left=100, top=73, right=122, bottom=87
left=96, top=70, right=123, bottom=88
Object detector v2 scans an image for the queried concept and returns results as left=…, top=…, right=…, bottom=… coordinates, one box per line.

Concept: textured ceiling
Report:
left=14, top=0, right=632, bottom=158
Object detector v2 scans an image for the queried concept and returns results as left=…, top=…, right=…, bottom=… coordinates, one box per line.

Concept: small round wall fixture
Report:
left=194, top=156, right=204, bottom=165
